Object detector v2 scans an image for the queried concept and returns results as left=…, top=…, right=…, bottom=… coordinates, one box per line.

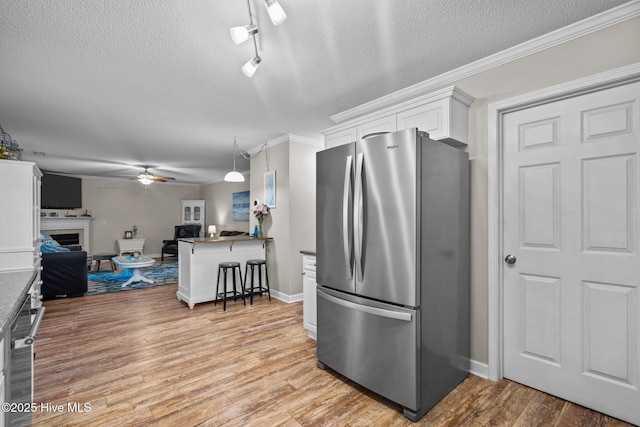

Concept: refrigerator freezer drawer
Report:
left=317, top=288, right=419, bottom=410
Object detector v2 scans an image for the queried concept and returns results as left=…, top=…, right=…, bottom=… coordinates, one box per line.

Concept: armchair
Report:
left=161, top=224, right=202, bottom=261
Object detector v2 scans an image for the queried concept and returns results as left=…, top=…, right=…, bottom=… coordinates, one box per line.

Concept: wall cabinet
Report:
left=0, top=160, right=42, bottom=273
left=181, top=200, right=205, bottom=237
left=302, top=255, right=317, bottom=340
left=323, top=85, right=474, bottom=148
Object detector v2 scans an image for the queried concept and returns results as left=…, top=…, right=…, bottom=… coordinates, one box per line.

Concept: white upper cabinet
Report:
left=323, top=85, right=474, bottom=148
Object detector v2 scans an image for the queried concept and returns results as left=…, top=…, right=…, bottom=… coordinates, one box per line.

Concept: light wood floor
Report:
left=32, top=283, right=632, bottom=426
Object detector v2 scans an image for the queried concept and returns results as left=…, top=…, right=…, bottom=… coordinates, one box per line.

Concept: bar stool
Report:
left=243, top=259, right=271, bottom=305
left=215, top=261, right=245, bottom=311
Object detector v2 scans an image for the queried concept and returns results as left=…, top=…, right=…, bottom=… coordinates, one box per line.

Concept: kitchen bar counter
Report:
left=0, top=270, right=37, bottom=336
left=176, top=237, right=272, bottom=308
left=178, top=236, right=272, bottom=245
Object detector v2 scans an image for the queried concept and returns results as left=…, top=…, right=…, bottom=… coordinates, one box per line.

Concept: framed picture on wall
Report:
left=232, top=191, right=250, bottom=221
left=265, top=171, right=276, bottom=208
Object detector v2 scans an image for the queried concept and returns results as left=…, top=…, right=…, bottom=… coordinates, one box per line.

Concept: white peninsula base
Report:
left=176, top=237, right=272, bottom=309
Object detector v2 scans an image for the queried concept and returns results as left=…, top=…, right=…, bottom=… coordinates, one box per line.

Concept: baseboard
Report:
left=271, top=290, right=303, bottom=303
left=470, top=359, right=489, bottom=379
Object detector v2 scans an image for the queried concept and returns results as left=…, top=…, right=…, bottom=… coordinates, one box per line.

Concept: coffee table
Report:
left=111, top=255, right=155, bottom=287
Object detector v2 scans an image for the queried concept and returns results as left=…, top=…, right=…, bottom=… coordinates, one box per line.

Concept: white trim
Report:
left=270, top=289, right=303, bottom=303
left=331, top=0, right=640, bottom=124
left=487, top=62, right=640, bottom=382
left=325, top=85, right=475, bottom=135
left=470, top=359, right=489, bottom=380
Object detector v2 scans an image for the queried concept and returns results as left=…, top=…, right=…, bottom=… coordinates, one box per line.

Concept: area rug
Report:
left=86, top=261, right=178, bottom=296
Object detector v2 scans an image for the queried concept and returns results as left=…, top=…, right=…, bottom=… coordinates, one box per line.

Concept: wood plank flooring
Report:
left=32, top=283, right=633, bottom=426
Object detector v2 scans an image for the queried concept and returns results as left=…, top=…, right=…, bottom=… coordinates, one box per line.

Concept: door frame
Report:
left=486, top=62, right=640, bottom=381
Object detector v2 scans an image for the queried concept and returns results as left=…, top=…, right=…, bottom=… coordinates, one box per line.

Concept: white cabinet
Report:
left=0, top=160, right=42, bottom=273
left=325, top=128, right=356, bottom=149
left=302, top=255, right=317, bottom=340
left=356, top=116, right=397, bottom=141
left=323, top=85, right=474, bottom=148
left=181, top=200, right=205, bottom=237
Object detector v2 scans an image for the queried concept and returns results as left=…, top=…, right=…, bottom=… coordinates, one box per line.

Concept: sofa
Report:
left=40, top=239, right=88, bottom=299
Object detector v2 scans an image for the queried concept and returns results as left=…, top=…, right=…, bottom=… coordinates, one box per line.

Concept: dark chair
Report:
left=161, top=224, right=202, bottom=261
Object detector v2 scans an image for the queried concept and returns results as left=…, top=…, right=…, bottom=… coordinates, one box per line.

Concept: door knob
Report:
left=504, top=254, right=517, bottom=265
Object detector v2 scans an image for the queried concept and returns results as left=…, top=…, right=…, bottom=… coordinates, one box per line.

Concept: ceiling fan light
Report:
left=242, top=56, right=262, bottom=77
left=230, top=24, right=258, bottom=45
left=139, top=175, right=154, bottom=185
left=224, top=170, right=245, bottom=182
left=264, top=0, right=287, bottom=26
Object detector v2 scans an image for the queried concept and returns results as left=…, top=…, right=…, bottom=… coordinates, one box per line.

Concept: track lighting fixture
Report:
left=229, top=0, right=287, bottom=77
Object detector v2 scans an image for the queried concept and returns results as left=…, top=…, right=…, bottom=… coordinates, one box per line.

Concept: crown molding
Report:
left=330, top=0, right=640, bottom=124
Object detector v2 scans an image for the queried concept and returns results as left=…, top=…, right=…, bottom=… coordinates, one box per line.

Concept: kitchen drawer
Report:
left=303, top=255, right=316, bottom=272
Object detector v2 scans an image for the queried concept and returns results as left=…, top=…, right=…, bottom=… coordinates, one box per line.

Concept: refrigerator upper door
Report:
left=316, top=143, right=355, bottom=293
left=356, top=128, right=419, bottom=307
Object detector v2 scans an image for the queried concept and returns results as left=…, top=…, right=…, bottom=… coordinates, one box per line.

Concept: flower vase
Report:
left=258, top=221, right=264, bottom=238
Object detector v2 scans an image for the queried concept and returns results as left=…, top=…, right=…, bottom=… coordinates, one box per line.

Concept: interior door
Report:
left=502, top=82, right=640, bottom=425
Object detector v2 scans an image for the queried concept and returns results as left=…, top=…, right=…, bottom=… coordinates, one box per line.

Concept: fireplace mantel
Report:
left=41, top=217, right=94, bottom=253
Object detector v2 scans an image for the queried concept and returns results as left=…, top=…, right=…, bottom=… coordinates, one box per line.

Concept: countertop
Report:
left=178, top=236, right=273, bottom=244
left=300, top=250, right=316, bottom=256
left=0, top=269, right=37, bottom=336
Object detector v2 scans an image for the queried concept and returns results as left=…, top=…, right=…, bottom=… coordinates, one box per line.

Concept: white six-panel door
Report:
left=502, top=81, right=640, bottom=425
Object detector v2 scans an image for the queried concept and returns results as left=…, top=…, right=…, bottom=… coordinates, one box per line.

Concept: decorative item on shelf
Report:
left=81, top=209, right=91, bottom=217
left=133, top=225, right=138, bottom=238
left=0, top=121, right=23, bottom=161
left=252, top=203, right=270, bottom=238
left=208, top=225, right=217, bottom=238
left=124, top=230, right=133, bottom=239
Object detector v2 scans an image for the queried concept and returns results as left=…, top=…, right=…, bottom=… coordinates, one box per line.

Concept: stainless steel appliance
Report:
left=6, top=281, right=46, bottom=427
left=316, top=128, right=469, bottom=422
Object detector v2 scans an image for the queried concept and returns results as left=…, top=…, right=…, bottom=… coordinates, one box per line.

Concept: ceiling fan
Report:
left=133, top=167, right=176, bottom=185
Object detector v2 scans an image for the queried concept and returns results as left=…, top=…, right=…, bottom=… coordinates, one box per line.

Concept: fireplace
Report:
left=50, top=233, right=80, bottom=246
left=41, top=217, right=93, bottom=253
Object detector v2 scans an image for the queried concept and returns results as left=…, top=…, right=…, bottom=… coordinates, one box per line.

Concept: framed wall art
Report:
left=264, top=171, right=276, bottom=208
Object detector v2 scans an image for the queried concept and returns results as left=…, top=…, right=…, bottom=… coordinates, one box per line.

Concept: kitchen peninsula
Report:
left=176, top=236, right=272, bottom=309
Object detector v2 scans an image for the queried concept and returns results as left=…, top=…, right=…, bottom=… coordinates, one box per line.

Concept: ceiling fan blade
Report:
left=154, top=175, right=176, bottom=181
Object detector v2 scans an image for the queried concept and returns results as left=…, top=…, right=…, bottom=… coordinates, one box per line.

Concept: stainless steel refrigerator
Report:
left=316, top=128, right=469, bottom=422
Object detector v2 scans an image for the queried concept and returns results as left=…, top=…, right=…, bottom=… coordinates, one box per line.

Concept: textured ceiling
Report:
left=0, top=0, right=631, bottom=184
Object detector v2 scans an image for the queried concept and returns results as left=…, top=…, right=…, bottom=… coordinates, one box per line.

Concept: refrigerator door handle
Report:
left=319, top=290, right=412, bottom=322
left=354, top=152, right=364, bottom=281
left=342, top=155, right=353, bottom=280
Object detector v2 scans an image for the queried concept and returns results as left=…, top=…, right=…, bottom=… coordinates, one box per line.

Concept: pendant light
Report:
left=230, top=24, right=258, bottom=45
left=224, top=138, right=245, bottom=182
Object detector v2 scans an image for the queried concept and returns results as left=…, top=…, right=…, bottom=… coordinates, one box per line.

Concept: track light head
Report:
left=242, top=56, right=262, bottom=77
left=230, top=24, right=258, bottom=45
left=264, top=0, right=287, bottom=26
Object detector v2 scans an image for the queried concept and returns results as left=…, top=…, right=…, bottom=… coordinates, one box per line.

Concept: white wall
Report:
left=450, top=16, right=640, bottom=364
left=80, top=177, right=201, bottom=255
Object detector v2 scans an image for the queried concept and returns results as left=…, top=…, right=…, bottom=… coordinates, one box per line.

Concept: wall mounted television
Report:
left=41, top=172, right=82, bottom=209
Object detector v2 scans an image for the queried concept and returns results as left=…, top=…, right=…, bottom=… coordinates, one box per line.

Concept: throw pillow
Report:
left=40, top=233, right=70, bottom=253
